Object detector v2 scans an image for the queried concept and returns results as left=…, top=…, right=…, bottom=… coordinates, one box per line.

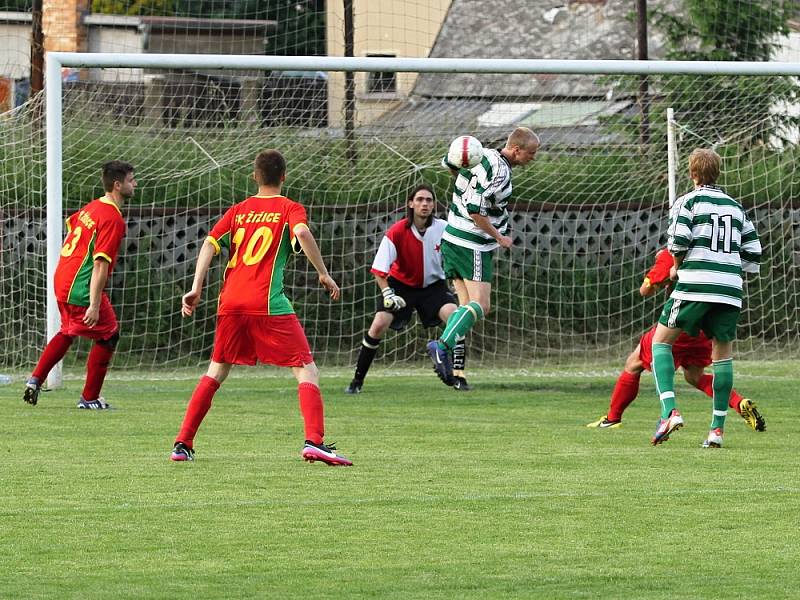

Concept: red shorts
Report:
left=58, top=294, right=119, bottom=340
left=639, top=327, right=712, bottom=371
left=211, top=313, right=314, bottom=367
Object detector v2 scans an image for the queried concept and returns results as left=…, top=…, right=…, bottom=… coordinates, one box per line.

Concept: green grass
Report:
left=1, top=365, right=798, bottom=599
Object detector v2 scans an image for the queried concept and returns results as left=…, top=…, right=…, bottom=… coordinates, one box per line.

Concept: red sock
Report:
left=607, top=371, right=640, bottom=422
left=729, top=388, right=744, bottom=412
left=32, top=332, right=74, bottom=381
left=81, top=341, right=115, bottom=401
left=175, top=375, right=220, bottom=448
left=298, top=382, right=325, bottom=445
left=694, top=374, right=743, bottom=413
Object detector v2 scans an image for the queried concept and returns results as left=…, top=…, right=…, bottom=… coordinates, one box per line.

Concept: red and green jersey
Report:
left=53, top=198, right=126, bottom=306
left=207, top=194, right=308, bottom=316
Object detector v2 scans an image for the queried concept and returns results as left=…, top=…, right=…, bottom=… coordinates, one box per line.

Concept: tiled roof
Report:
left=415, top=0, right=680, bottom=99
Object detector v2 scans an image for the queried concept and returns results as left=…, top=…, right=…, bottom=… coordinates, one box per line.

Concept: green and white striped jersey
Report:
left=441, top=149, right=513, bottom=251
left=668, top=185, right=762, bottom=308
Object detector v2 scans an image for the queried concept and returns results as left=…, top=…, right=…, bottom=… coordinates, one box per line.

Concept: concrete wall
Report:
left=326, top=0, right=451, bottom=127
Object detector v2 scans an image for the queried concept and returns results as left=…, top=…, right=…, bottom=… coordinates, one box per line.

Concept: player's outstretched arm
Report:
left=182, top=239, right=217, bottom=317
left=295, top=227, right=340, bottom=301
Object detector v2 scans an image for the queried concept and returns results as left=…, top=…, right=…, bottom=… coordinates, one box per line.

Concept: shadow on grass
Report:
left=477, top=380, right=612, bottom=394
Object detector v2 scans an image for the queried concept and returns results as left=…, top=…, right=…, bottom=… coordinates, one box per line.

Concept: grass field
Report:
left=1, top=364, right=798, bottom=599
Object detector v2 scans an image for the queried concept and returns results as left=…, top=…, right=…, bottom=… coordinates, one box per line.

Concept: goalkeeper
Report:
left=346, top=183, right=470, bottom=393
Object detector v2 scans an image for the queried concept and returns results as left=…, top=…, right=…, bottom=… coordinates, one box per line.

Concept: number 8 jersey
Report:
left=54, top=197, right=126, bottom=306
left=207, top=194, right=308, bottom=316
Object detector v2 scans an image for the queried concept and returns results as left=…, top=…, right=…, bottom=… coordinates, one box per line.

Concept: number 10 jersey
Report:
left=207, top=194, right=308, bottom=316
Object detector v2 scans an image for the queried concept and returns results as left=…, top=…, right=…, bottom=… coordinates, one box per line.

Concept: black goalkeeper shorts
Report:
left=376, top=277, right=457, bottom=331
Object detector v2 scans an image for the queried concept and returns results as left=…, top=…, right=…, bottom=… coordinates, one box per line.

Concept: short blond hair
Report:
left=688, top=148, right=721, bottom=186
left=505, top=127, right=539, bottom=150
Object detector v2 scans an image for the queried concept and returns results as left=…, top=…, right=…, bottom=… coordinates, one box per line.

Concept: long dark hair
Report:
left=405, top=183, right=436, bottom=229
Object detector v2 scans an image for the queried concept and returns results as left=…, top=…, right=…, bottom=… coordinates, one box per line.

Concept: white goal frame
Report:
left=43, top=53, right=800, bottom=387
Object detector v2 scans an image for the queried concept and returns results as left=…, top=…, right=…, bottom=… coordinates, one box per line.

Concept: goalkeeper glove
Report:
left=382, top=287, right=407, bottom=311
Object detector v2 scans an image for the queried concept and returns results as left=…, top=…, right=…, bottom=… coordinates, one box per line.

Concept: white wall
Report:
left=85, top=16, right=143, bottom=83
left=0, top=17, right=31, bottom=79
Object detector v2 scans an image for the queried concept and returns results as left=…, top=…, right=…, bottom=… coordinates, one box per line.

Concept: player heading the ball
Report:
left=427, top=127, right=539, bottom=386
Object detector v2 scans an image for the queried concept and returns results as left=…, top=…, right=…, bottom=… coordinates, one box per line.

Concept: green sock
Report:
left=711, top=358, right=733, bottom=430
left=652, top=342, right=676, bottom=419
left=440, top=301, right=484, bottom=350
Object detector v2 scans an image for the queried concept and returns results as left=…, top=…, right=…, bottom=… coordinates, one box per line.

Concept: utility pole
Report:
left=636, top=0, right=650, bottom=148
left=30, top=0, right=45, bottom=96
left=343, top=0, right=357, bottom=164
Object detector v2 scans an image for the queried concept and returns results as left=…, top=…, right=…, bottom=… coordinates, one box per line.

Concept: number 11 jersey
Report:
left=207, top=194, right=308, bottom=316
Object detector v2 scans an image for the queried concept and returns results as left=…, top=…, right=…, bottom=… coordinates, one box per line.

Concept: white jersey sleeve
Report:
left=370, top=234, right=397, bottom=277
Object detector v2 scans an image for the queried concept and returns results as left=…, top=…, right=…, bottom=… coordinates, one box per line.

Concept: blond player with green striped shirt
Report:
left=427, top=127, right=539, bottom=385
left=650, top=148, right=762, bottom=448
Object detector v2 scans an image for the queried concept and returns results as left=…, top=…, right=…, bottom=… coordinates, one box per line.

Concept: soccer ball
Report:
left=446, top=135, right=484, bottom=169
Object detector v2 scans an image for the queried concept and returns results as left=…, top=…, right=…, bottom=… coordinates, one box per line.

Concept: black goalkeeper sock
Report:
left=354, top=333, right=381, bottom=382
left=452, top=337, right=466, bottom=372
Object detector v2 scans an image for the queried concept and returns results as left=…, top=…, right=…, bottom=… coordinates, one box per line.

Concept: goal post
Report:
left=27, top=53, right=800, bottom=384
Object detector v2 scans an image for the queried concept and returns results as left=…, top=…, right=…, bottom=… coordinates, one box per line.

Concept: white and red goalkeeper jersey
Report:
left=370, top=218, right=446, bottom=288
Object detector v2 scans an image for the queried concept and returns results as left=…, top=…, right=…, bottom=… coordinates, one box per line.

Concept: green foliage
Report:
left=1, top=0, right=31, bottom=10
left=91, top=0, right=174, bottom=15
left=644, top=0, right=800, bottom=147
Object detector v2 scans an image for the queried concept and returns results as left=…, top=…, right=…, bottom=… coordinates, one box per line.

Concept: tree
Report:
left=648, top=0, right=800, bottom=147
left=91, top=0, right=174, bottom=15
left=604, top=1, right=799, bottom=150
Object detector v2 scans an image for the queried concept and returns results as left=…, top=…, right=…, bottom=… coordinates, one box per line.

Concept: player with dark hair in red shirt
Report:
left=171, top=149, right=352, bottom=466
left=24, top=160, right=135, bottom=409
left=587, top=249, right=766, bottom=431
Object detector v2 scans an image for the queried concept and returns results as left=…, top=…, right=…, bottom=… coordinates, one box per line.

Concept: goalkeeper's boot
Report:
left=77, top=396, right=112, bottom=410
left=302, top=440, right=353, bottom=466
left=344, top=379, right=363, bottom=394
left=651, top=408, right=684, bottom=446
left=452, top=376, right=471, bottom=392
left=586, top=415, right=622, bottom=429
left=170, top=441, right=195, bottom=462
left=23, top=377, right=41, bottom=406
left=738, top=399, right=766, bottom=432
left=426, top=341, right=454, bottom=386
left=702, top=427, right=724, bottom=448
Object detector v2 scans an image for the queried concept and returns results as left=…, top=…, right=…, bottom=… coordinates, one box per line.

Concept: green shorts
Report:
left=441, top=239, right=494, bottom=282
left=658, top=297, right=740, bottom=342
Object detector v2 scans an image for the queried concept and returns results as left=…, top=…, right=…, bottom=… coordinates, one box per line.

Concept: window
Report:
left=366, top=53, right=397, bottom=94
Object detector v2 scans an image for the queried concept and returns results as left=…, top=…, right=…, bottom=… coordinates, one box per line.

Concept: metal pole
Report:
left=667, top=108, right=677, bottom=209
left=343, top=0, right=357, bottom=164
left=48, top=53, right=800, bottom=76
left=45, top=54, right=63, bottom=389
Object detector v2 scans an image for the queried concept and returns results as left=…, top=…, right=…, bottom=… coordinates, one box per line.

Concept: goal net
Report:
left=1, top=55, right=799, bottom=377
